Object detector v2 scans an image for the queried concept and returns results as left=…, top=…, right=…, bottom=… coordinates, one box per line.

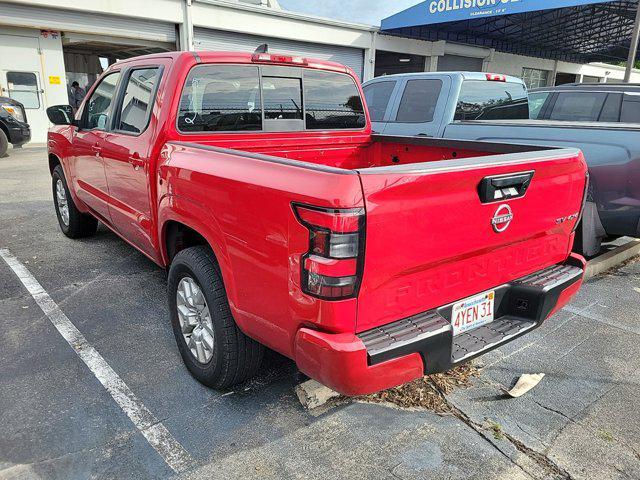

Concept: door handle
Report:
left=478, top=171, right=534, bottom=203
left=128, top=153, right=144, bottom=171
left=91, top=144, right=101, bottom=157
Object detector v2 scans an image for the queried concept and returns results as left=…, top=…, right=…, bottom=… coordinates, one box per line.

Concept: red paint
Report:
left=49, top=51, right=587, bottom=395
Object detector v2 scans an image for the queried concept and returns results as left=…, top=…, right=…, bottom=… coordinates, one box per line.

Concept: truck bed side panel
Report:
left=157, top=142, right=364, bottom=357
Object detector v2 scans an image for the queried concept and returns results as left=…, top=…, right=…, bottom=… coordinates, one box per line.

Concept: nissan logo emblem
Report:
left=491, top=204, right=513, bottom=233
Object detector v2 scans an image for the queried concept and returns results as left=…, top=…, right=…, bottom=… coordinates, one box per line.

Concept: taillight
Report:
left=293, top=203, right=365, bottom=300
left=486, top=73, right=507, bottom=82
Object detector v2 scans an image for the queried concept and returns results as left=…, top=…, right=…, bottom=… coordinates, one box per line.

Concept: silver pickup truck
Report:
left=363, top=72, right=640, bottom=255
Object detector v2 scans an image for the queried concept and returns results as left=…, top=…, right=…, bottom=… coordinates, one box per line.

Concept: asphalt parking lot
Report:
left=1, top=147, right=639, bottom=480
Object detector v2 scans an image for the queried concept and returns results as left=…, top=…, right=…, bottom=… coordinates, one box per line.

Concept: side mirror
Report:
left=46, top=105, right=76, bottom=126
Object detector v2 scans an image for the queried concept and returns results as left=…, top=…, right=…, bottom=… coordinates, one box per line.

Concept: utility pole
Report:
left=624, top=1, right=640, bottom=82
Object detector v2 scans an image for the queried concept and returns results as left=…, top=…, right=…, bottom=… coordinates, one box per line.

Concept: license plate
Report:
left=451, top=291, right=495, bottom=336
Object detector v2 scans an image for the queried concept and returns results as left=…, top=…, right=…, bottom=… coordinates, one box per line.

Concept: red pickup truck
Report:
left=46, top=51, right=588, bottom=396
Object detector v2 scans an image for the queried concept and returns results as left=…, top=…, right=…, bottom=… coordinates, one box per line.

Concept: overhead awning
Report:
left=381, top=0, right=640, bottom=63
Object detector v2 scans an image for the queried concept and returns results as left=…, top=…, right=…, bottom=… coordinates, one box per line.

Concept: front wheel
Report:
left=52, top=165, right=98, bottom=238
left=168, top=246, right=264, bottom=389
left=0, top=129, right=8, bottom=158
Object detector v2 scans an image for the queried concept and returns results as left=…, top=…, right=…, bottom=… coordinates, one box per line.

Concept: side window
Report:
left=395, top=79, right=442, bottom=123
left=620, top=96, right=640, bottom=123
left=116, top=68, right=161, bottom=134
left=304, top=70, right=365, bottom=129
left=363, top=81, right=395, bottom=122
left=599, top=93, right=622, bottom=122
left=6, top=72, right=40, bottom=109
left=262, top=76, right=303, bottom=120
left=84, top=72, right=121, bottom=130
left=177, top=65, right=262, bottom=132
left=528, top=92, right=550, bottom=119
left=455, top=81, right=528, bottom=120
left=549, top=92, right=607, bottom=121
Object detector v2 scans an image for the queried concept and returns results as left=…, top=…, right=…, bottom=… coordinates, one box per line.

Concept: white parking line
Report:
left=0, top=249, right=194, bottom=474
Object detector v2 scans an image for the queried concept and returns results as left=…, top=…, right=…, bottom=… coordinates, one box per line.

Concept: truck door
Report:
left=100, top=63, right=166, bottom=260
left=382, top=76, right=451, bottom=138
left=71, top=71, right=121, bottom=222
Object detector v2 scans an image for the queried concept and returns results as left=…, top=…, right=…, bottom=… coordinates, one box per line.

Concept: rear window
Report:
left=178, top=65, right=262, bottom=132
left=363, top=81, right=395, bottom=122
left=304, top=70, right=365, bottom=130
left=549, top=92, right=607, bottom=122
left=263, top=76, right=303, bottom=120
left=395, top=79, right=442, bottom=123
left=177, top=65, right=365, bottom=132
left=455, top=80, right=528, bottom=120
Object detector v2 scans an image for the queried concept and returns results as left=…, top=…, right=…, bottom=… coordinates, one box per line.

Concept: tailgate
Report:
left=355, top=149, right=587, bottom=332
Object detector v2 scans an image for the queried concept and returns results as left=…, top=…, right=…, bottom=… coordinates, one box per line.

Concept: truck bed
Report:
left=165, top=135, right=586, bottom=336
left=175, top=134, right=558, bottom=172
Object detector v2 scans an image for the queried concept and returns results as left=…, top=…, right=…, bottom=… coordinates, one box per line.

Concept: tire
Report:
left=168, top=246, right=264, bottom=389
left=0, top=129, right=8, bottom=158
left=52, top=165, right=98, bottom=238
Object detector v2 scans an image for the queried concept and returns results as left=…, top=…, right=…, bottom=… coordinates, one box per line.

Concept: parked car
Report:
left=46, top=51, right=587, bottom=396
left=363, top=72, right=640, bottom=256
left=0, top=95, right=31, bottom=157
left=529, top=83, right=640, bottom=123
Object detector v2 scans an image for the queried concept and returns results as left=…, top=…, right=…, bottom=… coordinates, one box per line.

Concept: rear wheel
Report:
left=168, top=246, right=264, bottom=389
left=52, top=165, right=98, bottom=238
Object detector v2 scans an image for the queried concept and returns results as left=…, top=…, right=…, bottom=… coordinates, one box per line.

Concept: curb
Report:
left=585, top=240, right=640, bottom=280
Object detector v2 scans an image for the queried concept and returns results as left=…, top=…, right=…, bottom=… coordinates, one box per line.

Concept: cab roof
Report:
left=111, top=50, right=354, bottom=76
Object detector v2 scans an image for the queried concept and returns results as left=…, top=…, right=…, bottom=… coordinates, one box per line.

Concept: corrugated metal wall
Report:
left=194, top=28, right=365, bottom=79
left=0, top=2, right=177, bottom=43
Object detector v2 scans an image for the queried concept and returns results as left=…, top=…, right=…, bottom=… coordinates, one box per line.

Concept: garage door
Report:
left=194, top=28, right=365, bottom=79
left=0, top=2, right=176, bottom=44
left=438, top=55, right=484, bottom=72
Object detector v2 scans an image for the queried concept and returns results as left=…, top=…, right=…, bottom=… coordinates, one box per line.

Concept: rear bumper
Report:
left=294, top=253, right=586, bottom=396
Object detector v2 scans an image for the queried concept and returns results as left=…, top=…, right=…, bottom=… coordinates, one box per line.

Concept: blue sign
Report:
left=382, top=0, right=620, bottom=29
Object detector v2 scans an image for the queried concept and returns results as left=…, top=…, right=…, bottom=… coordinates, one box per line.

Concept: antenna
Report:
left=254, top=44, right=269, bottom=54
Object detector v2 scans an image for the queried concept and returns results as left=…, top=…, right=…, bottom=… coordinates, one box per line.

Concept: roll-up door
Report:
left=437, top=55, right=484, bottom=72
left=194, top=28, right=364, bottom=79
left=0, top=2, right=176, bottom=44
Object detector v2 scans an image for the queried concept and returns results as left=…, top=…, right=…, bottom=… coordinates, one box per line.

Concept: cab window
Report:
left=177, top=65, right=262, bottom=132
left=363, top=81, right=395, bottom=122
left=304, top=70, right=365, bottom=130
left=395, top=79, right=442, bottom=123
left=528, top=92, right=550, bottom=119
left=177, top=65, right=365, bottom=132
left=116, top=68, right=161, bottom=134
left=549, top=92, right=607, bottom=122
left=455, top=81, right=528, bottom=120
left=84, top=72, right=121, bottom=130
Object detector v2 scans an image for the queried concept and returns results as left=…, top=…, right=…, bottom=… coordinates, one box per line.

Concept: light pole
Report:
left=624, top=1, right=640, bottom=82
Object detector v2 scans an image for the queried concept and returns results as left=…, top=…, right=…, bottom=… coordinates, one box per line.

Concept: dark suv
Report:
left=0, top=96, right=31, bottom=157
left=529, top=83, right=640, bottom=123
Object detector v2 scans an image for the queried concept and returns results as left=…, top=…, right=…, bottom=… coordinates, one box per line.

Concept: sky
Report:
left=277, top=0, right=420, bottom=26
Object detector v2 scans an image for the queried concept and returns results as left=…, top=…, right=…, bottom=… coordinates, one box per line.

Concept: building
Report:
left=1, top=0, right=638, bottom=143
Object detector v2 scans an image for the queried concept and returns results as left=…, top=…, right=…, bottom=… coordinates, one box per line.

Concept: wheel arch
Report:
left=48, top=153, right=61, bottom=175
left=158, top=195, right=239, bottom=319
